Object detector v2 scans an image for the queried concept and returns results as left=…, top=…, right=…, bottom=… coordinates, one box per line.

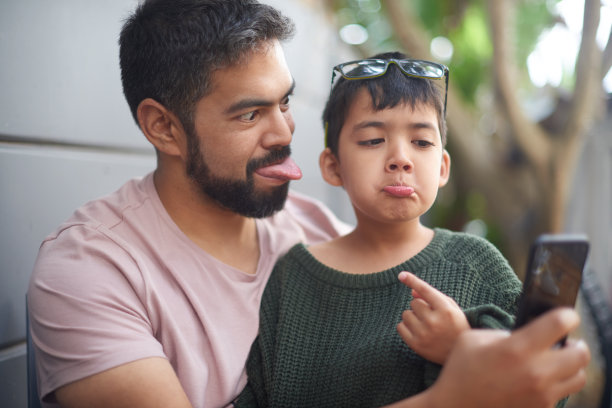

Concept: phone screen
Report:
left=514, top=234, right=589, bottom=330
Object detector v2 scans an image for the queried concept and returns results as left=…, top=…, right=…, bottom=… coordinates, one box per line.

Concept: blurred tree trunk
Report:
left=382, top=0, right=608, bottom=274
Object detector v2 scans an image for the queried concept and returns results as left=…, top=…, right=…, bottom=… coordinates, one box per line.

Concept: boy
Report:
left=234, top=52, right=523, bottom=407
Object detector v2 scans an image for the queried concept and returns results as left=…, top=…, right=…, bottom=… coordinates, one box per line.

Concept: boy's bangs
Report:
left=367, top=66, right=443, bottom=114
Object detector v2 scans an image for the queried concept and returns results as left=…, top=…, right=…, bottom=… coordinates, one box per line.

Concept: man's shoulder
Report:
left=45, top=174, right=154, bottom=239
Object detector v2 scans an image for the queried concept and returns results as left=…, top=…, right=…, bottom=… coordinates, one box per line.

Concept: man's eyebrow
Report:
left=224, top=79, right=296, bottom=115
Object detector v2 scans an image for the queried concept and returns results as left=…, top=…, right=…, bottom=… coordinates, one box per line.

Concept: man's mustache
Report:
left=247, top=146, right=292, bottom=174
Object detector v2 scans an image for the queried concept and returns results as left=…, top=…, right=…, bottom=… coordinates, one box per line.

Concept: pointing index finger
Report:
left=398, top=271, right=450, bottom=310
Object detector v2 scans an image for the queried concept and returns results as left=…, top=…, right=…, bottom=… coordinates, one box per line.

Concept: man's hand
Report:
left=396, top=272, right=470, bottom=364
left=54, top=357, right=193, bottom=408
left=425, top=308, right=590, bottom=408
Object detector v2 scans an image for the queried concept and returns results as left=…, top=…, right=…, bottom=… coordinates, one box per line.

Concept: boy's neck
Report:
left=308, top=221, right=434, bottom=274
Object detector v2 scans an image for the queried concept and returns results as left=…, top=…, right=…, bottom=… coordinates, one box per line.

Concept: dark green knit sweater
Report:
left=235, top=228, right=522, bottom=408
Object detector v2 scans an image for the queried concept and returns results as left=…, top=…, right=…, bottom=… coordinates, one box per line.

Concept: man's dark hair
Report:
left=322, top=51, right=447, bottom=157
left=119, top=0, right=295, bottom=134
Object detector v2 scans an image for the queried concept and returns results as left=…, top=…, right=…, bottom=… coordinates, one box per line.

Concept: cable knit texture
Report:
left=235, top=228, right=522, bottom=407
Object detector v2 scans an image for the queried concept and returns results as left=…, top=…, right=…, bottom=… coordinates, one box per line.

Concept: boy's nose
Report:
left=388, top=162, right=412, bottom=171
left=386, top=149, right=413, bottom=172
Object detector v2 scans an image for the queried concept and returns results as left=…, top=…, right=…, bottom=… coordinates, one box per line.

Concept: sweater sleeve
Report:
left=457, top=234, right=523, bottom=330
left=233, top=337, right=265, bottom=408
left=463, top=262, right=521, bottom=331
left=423, top=232, right=522, bottom=388
left=234, top=254, right=289, bottom=407
left=464, top=304, right=515, bottom=329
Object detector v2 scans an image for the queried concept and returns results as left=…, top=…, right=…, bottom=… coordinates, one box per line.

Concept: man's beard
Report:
left=185, top=133, right=290, bottom=218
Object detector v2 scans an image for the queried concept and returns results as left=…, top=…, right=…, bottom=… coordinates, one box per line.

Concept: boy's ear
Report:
left=137, top=98, right=186, bottom=158
left=438, top=149, right=451, bottom=187
left=319, top=148, right=343, bottom=187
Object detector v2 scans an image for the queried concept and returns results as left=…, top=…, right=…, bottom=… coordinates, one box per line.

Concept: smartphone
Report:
left=514, top=234, right=589, bottom=344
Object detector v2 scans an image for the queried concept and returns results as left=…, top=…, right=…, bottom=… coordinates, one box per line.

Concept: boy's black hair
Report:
left=322, top=51, right=447, bottom=157
left=119, top=0, right=295, bottom=134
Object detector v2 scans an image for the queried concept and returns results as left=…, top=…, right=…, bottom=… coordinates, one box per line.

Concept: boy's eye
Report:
left=239, top=111, right=257, bottom=121
left=358, top=138, right=384, bottom=146
left=413, top=140, right=434, bottom=148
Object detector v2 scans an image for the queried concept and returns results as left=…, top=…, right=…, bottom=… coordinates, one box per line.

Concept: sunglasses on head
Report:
left=331, top=58, right=449, bottom=117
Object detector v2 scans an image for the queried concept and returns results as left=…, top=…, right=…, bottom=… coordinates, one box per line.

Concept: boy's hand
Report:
left=396, top=272, right=470, bottom=364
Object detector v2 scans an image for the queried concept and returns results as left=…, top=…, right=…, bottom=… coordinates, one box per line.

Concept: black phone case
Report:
left=514, top=234, right=590, bottom=333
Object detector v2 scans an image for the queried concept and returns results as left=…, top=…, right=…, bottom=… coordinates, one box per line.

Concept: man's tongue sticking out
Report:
left=255, top=156, right=302, bottom=181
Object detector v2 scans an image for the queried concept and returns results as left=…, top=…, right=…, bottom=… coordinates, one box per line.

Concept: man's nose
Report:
left=262, top=108, right=294, bottom=148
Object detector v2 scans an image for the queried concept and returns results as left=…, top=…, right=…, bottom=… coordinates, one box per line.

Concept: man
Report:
left=28, top=1, right=589, bottom=407
left=29, top=1, right=345, bottom=407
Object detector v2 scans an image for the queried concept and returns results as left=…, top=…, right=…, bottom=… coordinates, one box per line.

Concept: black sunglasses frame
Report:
left=331, top=58, right=449, bottom=117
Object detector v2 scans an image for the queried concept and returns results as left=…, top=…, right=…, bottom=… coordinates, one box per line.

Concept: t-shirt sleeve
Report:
left=28, top=224, right=166, bottom=403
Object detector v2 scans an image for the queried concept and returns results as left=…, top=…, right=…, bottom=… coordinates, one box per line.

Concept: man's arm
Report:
left=387, top=307, right=590, bottom=408
left=55, top=357, right=193, bottom=408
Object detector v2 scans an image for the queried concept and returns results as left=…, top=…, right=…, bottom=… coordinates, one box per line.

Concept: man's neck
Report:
left=153, top=168, right=260, bottom=274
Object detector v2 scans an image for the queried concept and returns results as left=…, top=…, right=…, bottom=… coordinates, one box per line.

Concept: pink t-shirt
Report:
left=28, top=172, right=350, bottom=408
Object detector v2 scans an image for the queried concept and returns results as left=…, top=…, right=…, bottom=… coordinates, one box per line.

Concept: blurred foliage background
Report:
left=323, top=1, right=612, bottom=406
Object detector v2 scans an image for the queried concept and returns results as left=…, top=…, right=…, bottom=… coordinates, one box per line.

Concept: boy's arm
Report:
left=387, top=308, right=590, bottom=408
left=54, top=357, right=193, bottom=408
left=232, top=336, right=266, bottom=408
left=396, top=272, right=470, bottom=364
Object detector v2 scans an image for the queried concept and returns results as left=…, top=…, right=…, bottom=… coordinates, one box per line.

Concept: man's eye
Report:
left=280, top=96, right=291, bottom=111
left=239, top=111, right=257, bottom=121
left=358, top=138, right=384, bottom=146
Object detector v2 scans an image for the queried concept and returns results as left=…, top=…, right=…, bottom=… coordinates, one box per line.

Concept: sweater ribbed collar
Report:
left=293, top=228, right=450, bottom=289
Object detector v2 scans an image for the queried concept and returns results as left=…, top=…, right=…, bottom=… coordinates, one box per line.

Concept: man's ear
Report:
left=137, top=98, right=186, bottom=158
left=438, top=149, right=451, bottom=187
left=319, top=148, right=343, bottom=187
